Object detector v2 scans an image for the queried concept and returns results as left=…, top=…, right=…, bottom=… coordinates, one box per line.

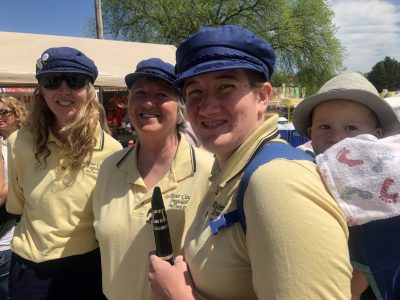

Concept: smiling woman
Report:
left=38, top=74, right=90, bottom=135
left=6, top=47, right=122, bottom=300
left=148, top=25, right=352, bottom=300
left=92, top=58, right=213, bottom=300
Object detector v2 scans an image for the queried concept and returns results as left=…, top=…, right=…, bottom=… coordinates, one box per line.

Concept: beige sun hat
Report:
left=293, top=72, right=400, bottom=139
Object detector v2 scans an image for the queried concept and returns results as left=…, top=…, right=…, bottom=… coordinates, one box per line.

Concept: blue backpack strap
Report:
left=237, top=143, right=314, bottom=234
left=209, top=142, right=314, bottom=235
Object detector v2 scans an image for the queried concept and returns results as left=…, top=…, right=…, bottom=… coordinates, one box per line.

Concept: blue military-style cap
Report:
left=175, top=25, right=276, bottom=87
left=35, top=47, right=98, bottom=83
left=125, top=58, right=177, bottom=90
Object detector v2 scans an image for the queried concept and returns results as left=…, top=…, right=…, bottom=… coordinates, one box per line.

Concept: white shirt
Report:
left=0, top=140, right=14, bottom=251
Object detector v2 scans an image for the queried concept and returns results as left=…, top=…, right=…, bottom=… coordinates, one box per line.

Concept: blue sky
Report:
left=1, top=0, right=400, bottom=73
left=0, top=0, right=94, bottom=37
left=331, top=0, right=400, bottom=72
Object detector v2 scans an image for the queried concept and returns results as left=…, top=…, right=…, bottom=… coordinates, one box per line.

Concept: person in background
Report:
left=0, top=95, right=27, bottom=300
left=98, top=102, right=112, bottom=134
left=293, top=71, right=400, bottom=300
left=93, top=58, right=212, bottom=300
left=149, top=25, right=351, bottom=300
left=6, top=47, right=122, bottom=300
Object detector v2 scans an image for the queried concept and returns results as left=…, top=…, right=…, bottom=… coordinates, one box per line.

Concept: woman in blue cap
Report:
left=6, top=47, right=122, bottom=299
left=149, top=25, right=352, bottom=299
left=92, top=58, right=212, bottom=300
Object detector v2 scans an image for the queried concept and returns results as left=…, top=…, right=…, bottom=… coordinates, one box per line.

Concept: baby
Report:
left=293, top=71, right=400, bottom=300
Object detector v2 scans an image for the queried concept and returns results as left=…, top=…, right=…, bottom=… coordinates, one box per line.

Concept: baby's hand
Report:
left=350, top=269, right=369, bottom=300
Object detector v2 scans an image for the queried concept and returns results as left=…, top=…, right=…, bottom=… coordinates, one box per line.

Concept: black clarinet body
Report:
left=151, top=187, right=174, bottom=265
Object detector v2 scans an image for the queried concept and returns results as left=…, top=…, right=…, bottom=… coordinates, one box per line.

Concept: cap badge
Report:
left=36, top=52, right=50, bottom=70
left=41, top=53, right=50, bottom=61
left=36, top=59, right=43, bottom=70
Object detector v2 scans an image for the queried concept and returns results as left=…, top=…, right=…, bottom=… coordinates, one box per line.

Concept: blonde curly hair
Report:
left=0, top=94, right=27, bottom=128
left=28, top=83, right=100, bottom=171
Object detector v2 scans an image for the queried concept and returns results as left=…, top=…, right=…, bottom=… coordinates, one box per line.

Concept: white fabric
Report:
left=296, top=140, right=315, bottom=156
left=316, top=134, right=400, bottom=226
left=0, top=227, right=15, bottom=251
left=0, top=141, right=13, bottom=250
left=1, top=141, right=7, bottom=182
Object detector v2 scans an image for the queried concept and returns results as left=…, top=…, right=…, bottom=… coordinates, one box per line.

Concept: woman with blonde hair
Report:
left=6, top=47, right=122, bottom=299
left=0, top=94, right=27, bottom=300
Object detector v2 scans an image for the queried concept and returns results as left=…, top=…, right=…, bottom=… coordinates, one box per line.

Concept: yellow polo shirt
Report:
left=184, top=114, right=352, bottom=300
left=6, top=125, right=122, bottom=262
left=93, top=135, right=212, bottom=300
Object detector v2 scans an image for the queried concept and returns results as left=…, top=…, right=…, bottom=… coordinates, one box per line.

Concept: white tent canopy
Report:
left=385, top=96, right=400, bottom=108
left=0, top=31, right=176, bottom=88
left=385, top=97, right=400, bottom=116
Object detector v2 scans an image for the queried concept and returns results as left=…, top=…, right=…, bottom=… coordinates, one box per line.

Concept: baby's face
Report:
left=308, top=99, right=382, bottom=155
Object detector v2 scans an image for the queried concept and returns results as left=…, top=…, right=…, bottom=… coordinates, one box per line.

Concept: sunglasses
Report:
left=0, top=109, right=13, bottom=117
left=39, top=74, right=89, bottom=90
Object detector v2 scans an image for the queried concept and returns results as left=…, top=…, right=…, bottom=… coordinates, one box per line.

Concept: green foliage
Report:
left=270, top=72, right=290, bottom=87
left=98, top=0, right=345, bottom=94
left=367, top=56, right=400, bottom=92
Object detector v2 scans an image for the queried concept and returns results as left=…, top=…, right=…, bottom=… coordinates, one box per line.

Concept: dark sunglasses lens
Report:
left=65, top=76, right=87, bottom=90
left=39, top=77, right=63, bottom=89
left=40, top=75, right=87, bottom=90
left=0, top=109, right=12, bottom=116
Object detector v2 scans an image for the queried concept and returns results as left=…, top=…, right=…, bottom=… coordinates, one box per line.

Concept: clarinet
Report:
left=151, top=187, right=174, bottom=265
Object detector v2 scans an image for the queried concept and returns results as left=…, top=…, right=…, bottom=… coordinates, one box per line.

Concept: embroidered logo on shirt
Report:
left=210, top=201, right=225, bottom=219
left=165, top=193, right=191, bottom=209
left=85, top=162, right=100, bottom=175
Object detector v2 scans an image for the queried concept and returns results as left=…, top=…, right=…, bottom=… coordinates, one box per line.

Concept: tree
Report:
left=269, top=72, right=290, bottom=88
left=98, top=0, right=345, bottom=94
left=367, top=56, right=400, bottom=92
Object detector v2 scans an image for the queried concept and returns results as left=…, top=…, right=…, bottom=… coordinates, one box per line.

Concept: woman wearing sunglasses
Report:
left=6, top=47, right=122, bottom=300
left=0, top=95, right=26, bottom=300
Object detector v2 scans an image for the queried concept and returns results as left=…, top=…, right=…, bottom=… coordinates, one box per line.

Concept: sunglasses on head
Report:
left=39, top=74, right=89, bottom=90
left=0, top=109, right=13, bottom=117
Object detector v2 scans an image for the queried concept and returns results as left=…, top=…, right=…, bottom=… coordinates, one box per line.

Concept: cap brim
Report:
left=293, top=89, right=400, bottom=138
left=36, top=69, right=95, bottom=83
left=125, top=72, right=174, bottom=89
left=174, top=59, right=265, bottom=87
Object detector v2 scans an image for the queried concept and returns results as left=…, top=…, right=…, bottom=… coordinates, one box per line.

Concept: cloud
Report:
left=331, top=0, right=400, bottom=72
